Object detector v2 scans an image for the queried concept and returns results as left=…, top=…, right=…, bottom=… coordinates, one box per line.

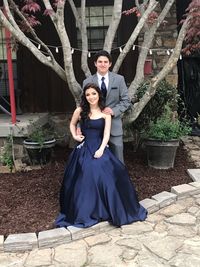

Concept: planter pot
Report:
left=145, top=139, right=179, bottom=169
left=23, top=139, right=56, bottom=165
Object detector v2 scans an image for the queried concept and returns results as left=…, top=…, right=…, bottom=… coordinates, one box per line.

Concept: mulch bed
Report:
left=0, top=143, right=195, bottom=237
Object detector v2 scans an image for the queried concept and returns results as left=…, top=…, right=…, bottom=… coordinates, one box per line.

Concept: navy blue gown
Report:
left=55, top=118, right=147, bottom=228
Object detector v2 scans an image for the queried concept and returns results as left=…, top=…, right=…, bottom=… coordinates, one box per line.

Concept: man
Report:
left=83, top=50, right=131, bottom=163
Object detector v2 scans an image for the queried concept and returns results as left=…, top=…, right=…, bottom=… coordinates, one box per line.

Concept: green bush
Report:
left=123, top=79, right=191, bottom=147
left=0, top=135, right=14, bottom=171
left=145, top=105, right=191, bottom=141
left=132, top=79, right=178, bottom=133
left=26, top=121, right=55, bottom=147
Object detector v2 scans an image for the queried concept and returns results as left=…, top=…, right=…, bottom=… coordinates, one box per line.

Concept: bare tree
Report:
left=0, top=0, right=194, bottom=122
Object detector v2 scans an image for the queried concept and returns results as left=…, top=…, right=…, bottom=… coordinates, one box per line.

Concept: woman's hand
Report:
left=76, top=127, right=82, bottom=135
left=94, top=148, right=104, bottom=158
left=74, top=135, right=85, bottom=142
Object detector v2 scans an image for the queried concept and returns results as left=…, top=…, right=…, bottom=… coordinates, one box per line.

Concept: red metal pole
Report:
left=5, top=28, right=16, bottom=124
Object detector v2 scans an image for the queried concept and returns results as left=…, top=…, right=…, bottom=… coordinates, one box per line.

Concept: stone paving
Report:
left=0, top=136, right=200, bottom=267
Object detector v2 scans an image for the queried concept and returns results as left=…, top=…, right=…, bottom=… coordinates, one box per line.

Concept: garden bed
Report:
left=0, top=143, right=194, bottom=236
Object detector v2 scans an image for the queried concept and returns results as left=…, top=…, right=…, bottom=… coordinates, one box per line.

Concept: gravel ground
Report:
left=0, top=143, right=194, bottom=236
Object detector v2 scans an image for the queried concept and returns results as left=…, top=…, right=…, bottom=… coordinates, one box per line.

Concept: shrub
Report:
left=145, top=105, right=191, bottom=141
left=25, top=121, right=55, bottom=147
left=0, top=135, right=14, bottom=171
left=132, top=79, right=178, bottom=133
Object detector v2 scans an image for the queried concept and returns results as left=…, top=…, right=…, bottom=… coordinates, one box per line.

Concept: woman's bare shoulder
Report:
left=74, top=107, right=82, bottom=115
left=102, top=113, right=111, bottom=120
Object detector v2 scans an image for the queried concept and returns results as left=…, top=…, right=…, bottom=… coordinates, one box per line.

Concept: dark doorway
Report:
left=176, top=0, right=200, bottom=135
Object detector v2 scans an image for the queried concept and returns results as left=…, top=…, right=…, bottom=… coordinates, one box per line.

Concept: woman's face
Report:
left=85, top=87, right=99, bottom=106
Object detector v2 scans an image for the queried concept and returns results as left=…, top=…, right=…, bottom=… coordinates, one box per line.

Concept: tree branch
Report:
left=113, top=0, right=158, bottom=73
left=68, top=0, right=91, bottom=77
left=128, top=0, right=175, bottom=98
left=80, top=0, right=91, bottom=77
left=56, top=0, right=82, bottom=103
left=104, top=0, right=123, bottom=52
left=7, top=0, right=55, bottom=61
left=124, top=16, right=189, bottom=124
left=0, top=6, right=66, bottom=82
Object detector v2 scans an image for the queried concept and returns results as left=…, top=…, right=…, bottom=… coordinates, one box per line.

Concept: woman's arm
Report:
left=94, top=114, right=111, bottom=158
left=70, top=107, right=85, bottom=142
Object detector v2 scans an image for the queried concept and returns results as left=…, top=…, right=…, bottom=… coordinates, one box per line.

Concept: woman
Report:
left=55, top=83, right=147, bottom=228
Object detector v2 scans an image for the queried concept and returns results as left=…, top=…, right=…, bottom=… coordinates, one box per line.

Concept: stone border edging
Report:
left=1, top=174, right=200, bottom=253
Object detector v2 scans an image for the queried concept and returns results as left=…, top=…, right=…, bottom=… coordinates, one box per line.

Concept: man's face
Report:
left=95, top=56, right=112, bottom=76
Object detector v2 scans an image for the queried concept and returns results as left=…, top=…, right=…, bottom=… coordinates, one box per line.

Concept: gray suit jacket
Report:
left=83, top=71, right=131, bottom=136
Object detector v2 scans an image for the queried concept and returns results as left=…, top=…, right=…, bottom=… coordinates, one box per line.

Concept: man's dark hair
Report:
left=94, top=50, right=112, bottom=63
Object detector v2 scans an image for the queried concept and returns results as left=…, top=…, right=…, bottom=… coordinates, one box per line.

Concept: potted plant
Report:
left=23, top=121, right=56, bottom=165
left=144, top=104, right=191, bottom=169
left=123, top=79, right=178, bottom=151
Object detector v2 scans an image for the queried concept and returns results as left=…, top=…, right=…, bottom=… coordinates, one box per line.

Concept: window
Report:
left=77, top=6, right=118, bottom=50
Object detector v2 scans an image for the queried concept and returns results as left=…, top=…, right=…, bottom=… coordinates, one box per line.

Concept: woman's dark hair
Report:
left=80, top=83, right=105, bottom=121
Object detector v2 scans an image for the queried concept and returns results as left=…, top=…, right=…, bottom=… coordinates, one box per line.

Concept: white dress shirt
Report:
left=97, top=72, right=109, bottom=89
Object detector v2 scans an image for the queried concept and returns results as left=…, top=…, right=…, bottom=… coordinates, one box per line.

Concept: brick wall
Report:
left=138, top=3, right=178, bottom=86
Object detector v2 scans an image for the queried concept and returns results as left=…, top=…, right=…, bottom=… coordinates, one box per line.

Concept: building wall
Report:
left=17, top=0, right=137, bottom=113
left=17, top=1, right=182, bottom=113
left=138, top=2, right=178, bottom=86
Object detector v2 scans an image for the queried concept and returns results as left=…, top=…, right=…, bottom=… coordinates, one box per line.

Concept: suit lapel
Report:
left=92, top=74, right=99, bottom=87
left=107, top=71, right=114, bottom=97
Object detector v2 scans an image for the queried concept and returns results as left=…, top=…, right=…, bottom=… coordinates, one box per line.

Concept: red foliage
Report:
left=16, top=0, right=59, bottom=25
left=122, top=7, right=141, bottom=17
left=122, top=4, right=167, bottom=26
left=53, top=0, right=65, bottom=5
left=19, top=15, right=41, bottom=31
left=21, top=0, right=41, bottom=13
left=147, top=11, right=158, bottom=25
left=182, top=0, right=200, bottom=55
left=43, top=9, right=54, bottom=16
